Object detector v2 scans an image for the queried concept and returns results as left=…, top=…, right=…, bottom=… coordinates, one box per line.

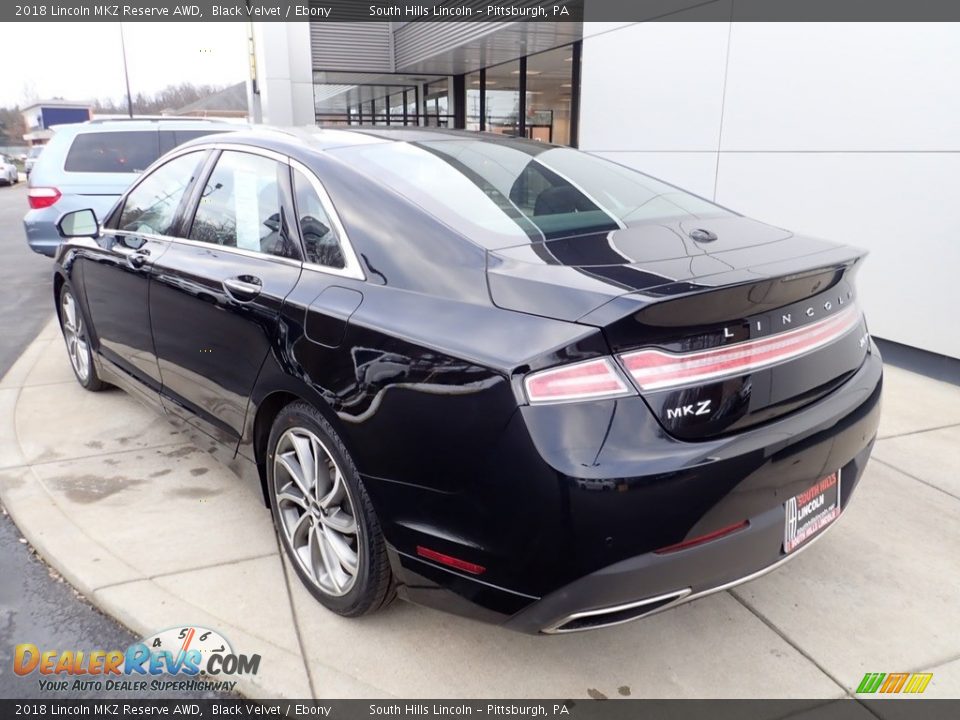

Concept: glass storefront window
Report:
left=485, top=59, right=521, bottom=137
left=424, top=79, right=450, bottom=127
left=466, top=71, right=482, bottom=132
left=525, top=47, right=574, bottom=145
left=389, top=92, right=406, bottom=123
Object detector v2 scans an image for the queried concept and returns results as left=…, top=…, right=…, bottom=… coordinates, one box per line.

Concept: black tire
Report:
left=58, top=284, right=106, bottom=392
left=266, top=401, right=394, bottom=617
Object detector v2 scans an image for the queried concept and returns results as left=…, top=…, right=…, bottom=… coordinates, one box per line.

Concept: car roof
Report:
left=176, top=125, right=548, bottom=156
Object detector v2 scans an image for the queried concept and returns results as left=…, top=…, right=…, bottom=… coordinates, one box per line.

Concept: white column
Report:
left=251, top=22, right=315, bottom=126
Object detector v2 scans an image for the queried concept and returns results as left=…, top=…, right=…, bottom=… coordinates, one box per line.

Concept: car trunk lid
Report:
left=487, top=216, right=870, bottom=439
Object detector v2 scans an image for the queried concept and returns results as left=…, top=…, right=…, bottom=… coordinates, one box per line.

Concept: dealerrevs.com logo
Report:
left=14, top=626, right=260, bottom=694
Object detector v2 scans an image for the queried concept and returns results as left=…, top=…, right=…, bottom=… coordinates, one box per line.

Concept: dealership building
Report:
left=249, top=20, right=959, bottom=365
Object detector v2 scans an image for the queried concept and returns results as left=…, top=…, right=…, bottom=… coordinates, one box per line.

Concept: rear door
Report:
left=149, top=148, right=303, bottom=447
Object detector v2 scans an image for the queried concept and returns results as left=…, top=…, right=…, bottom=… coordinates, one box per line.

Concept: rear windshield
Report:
left=330, top=139, right=731, bottom=246
left=65, top=131, right=159, bottom=173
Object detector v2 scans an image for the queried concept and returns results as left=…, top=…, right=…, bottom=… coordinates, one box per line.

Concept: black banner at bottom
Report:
left=1, top=699, right=958, bottom=720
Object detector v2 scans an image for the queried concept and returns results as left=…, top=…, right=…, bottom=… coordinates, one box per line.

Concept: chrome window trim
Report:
left=110, top=229, right=303, bottom=269
left=109, top=142, right=366, bottom=280
left=289, top=158, right=366, bottom=282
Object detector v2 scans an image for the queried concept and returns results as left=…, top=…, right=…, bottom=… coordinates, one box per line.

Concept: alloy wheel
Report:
left=61, top=290, right=90, bottom=382
left=273, top=427, right=360, bottom=597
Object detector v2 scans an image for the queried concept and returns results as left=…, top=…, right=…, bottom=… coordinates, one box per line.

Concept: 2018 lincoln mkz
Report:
left=51, top=128, right=882, bottom=633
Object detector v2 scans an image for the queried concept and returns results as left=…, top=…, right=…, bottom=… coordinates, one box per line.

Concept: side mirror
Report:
left=57, top=209, right=99, bottom=239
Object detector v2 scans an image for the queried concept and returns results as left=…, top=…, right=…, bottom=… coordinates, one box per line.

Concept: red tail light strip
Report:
left=654, top=520, right=750, bottom=554
left=524, top=357, right=633, bottom=404
left=621, top=304, right=862, bottom=392
left=416, top=546, right=486, bottom=575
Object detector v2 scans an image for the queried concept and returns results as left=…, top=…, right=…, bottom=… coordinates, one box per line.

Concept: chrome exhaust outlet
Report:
left=542, top=588, right=692, bottom=634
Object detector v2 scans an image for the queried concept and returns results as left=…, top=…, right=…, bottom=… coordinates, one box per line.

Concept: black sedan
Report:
left=52, top=128, right=882, bottom=633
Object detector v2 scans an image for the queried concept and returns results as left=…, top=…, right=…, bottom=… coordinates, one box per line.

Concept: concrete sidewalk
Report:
left=1, top=318, right=959, bottom=699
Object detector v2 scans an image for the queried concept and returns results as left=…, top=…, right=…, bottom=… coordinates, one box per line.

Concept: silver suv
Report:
left=24, top=118, right=242, bottom=256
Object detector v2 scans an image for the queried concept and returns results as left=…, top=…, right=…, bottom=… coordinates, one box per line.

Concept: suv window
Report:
left=293, top=169, right=345, bottom=269
left=118, top=151, right=205, bottom=236
left=189, top=150, right=299, bottom=259
left=64, top=131, right=160, bottom=173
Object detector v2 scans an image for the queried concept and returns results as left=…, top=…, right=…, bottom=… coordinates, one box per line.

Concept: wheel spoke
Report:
left=63, top=296, right=77, bottom=331
left=289, top=433, right=316, bottom=496
left=276, top=483, right=309, bottom=511
left=319, top=468, right=344, bottom=510
left=313, top=438, right=334, bottom=500
left=289, top=510, right=311, bottom=544
left=319, top=507, right=356, bottom=535
left=277, top=452, right=312, bottom=501
left=310, top=523, right=335, bottom=588
left=324, top=527, right=358, bottom=575
left=316, top=529, right=347, bottom=591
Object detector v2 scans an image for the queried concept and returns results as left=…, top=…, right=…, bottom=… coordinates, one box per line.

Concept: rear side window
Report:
left=293, top=169, right=345, bottom=269
left=64, top=131, right=159, bottom=173
left=118, top=151, right=205, bottom=236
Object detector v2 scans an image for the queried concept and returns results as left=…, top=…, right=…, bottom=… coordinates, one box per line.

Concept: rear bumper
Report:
left=506, top=439, right=871, bottom=633
left=24, top=211, right=62, bottom=257
left=390, top=345, right=882, bottom=633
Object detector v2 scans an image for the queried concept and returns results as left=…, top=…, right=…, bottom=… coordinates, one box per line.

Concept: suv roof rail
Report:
left=87, top=116, right=237, bottom=124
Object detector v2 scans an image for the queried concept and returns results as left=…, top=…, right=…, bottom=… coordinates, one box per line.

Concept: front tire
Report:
left=266, top=401, right=394, bottom=617
left=59, top=285, right=105, bottom=392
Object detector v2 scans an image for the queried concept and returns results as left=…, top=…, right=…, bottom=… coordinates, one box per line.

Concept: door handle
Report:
left=222, top=276, right=262, bottom=301
left=127, top=251, right=149, bottom=269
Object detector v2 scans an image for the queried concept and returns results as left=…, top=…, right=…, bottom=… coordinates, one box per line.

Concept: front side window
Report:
left=189, top=151, right=299, bottom=259
left=293, top=169, right=345, bottom=269
left=64, top=131, right=159, bottom=173
left=118, top=151, right=204, bottom=236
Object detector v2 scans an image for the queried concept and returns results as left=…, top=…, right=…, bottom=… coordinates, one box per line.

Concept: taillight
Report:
left=620, top=304, right=862, bottom=392
left=524, top=357, right=635, bottom=405
left=654, top=520, right=749, bottom=554
left=28, top=187, right=61, bottom=209
left=416, top=546, right=486, bottom=575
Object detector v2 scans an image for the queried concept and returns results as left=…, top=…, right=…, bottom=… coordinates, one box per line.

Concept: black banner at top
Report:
left=7, top=0, right=960, bottom=23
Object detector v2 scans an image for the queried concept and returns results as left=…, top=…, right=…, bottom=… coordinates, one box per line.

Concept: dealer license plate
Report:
left=784, top=469, right=842, bottom=554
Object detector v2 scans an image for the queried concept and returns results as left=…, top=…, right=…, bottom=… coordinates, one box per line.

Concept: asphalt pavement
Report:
left=0, top=183, right=226, bottom=699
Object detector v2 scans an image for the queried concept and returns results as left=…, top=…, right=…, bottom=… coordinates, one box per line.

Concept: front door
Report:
left=149, top=149, right=302, bottom=447
left=78, top=149, right=209, bottom=390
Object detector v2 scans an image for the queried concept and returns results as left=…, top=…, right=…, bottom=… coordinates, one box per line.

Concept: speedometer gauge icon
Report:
left=140, top=626, right=233, bottom=667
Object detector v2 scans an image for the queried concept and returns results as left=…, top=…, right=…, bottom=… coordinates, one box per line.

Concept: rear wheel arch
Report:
left=52, top=272, right=66, bottom=321
left=251, top=387, right=356, bottom=504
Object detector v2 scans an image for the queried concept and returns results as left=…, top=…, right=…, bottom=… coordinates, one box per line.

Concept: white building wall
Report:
left=580, top=22, right=960, bottom=360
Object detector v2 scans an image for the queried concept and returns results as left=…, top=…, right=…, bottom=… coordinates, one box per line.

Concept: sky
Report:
left=2, top=23, right=248, bottom=108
